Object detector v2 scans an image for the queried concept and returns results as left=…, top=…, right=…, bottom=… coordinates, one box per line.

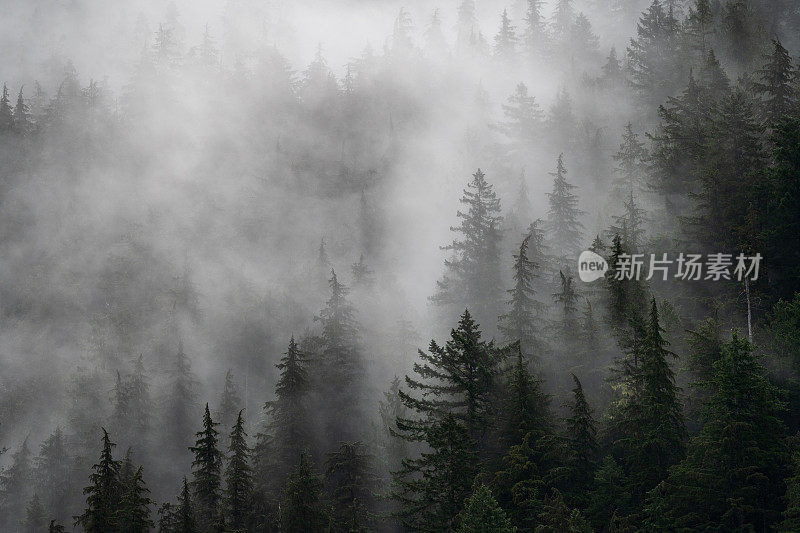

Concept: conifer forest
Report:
left=2, top=0, right=800, bottom=531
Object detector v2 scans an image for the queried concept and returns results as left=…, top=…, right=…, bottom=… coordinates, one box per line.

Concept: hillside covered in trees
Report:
left=0, top=0, right=800, bottom=531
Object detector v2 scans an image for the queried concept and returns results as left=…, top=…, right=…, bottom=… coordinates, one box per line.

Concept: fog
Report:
left=0, top=0, right=797, bottom=530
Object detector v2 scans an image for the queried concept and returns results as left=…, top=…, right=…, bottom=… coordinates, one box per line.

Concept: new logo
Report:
left=578, top=250, right=608, bottom=282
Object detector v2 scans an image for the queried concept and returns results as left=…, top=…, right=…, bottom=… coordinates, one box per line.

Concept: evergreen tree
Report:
left=553, top=271, right=579, bottom=337
left=536, top=488, right=592, bottom=532
left=394, top=310, right=501, bottom=530
left=1, top=438, right=32, bottom=529
left=523, top=0, right=548, bottom=55
left=781, top=448, right=800, bottom=531
left=600, top=47, right=625, bottom=86
left=457, top=484, right=514, bottom=532
left=547, top=88, right=576, bottom=152
left=218, top=369, right=242, bottom=432
left=627, top=0, right=684, bottom=108
left=317, top=269, right=366, bottom=443
left=282, top=452, right=328, bottom=533
left=499, top=343, right=551, bottom=451
left=258, top=336, right=310, bottom=489
left=545, top=154, right=584, bottom=259
left=189, top=404, right=223, bottom=530
left=75, top=429, right=122, bottom=533
left=496, top=83, right=544, bottom=145
left=432, top=170, right=504, bottom=329
left=612, top=123, right=647, bottom=197
left=164, top=342, right=199, bottom=456
left=753, top=38, right=797, bottom=126
left=48, top=520, right=66, bottom=533
left=563, top=374, right=598, bottom=506
left=698, top=49, right=731, bottom=101
left=494, top=9, right=518, bottom=60
left=12, top=86, right=31, bottom=134
left=609, top=191, right=647, bottom=251
left=351, top=254, right=374, bottom=287
left=378, top=376, right=408, bottom=475
left=224, top=411, right=252, bottom=531
left=499, top=234, right=545, bottom=359
left=688, top=88, right=765, bottom=252
left=0, top=83, right=12, bottom=131
left=424, top=9, right=447, bottom=56
left=34, top=427, right=70, bottom=523
left=551, top=0, right=575, bottom=41
left=646, top=333, right=788, bottom=530
left=159, top=477, right=198, bottom=533
left=325, top=441, right=378, bottom=531
left=586, top=456, right=631, bottom=530
left=612, top=300, right=686, bottom=510
left=117, top=466, right=154, bottom=533
left=570, top=13, right=600, bottom=59
left=23, top=493, right=46, bottom=533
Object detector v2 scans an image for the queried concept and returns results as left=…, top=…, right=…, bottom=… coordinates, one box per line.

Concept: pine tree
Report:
left=499, top=234, right=545, bottom=359
left=0, top=83, right=13, bottom=131
left=159, top=477, right=198, bottom=533
left=600, top=47, right=625, bottom=86
left=753, top=38, right=797, bottom=126
left=494, top=9, right=517, bottom=60
left=570, top=13, right=600, bottom=59
left=500, top=343, right=551, bottom=451
left=317, top=269, right=366, bottom=443
left=218, top=369, right=242, bottom=431
left=612, top=123, right=647, bottom=197
left=523, top=0, right=548, bottom=55
left=609, top=191, right=646, bottom=251
left=377, top=376, right=408, bottom=474
left=553, top=271, right=579, bottom=337
left=1, top=437, right=32, bottom=529
left=48, top=520, right=66, bottom=533
left=645, top=333, right=788, bottom=530
left=563, top=374, right=598, bottom=506
left=424, top=9, right=447, bottom=56
left=648, top=72, right=711, bottom=199
left=536, top=488, right=592, bottom=532
left=627, top=0, right=684, bottom=108
left=551, top=0, right=575, bottom=41
left=698, top=49, right=730, bottom=101
left=688, top=88, right=765, bottom=252
left=13, top=86, right=31, bottom=134
left=432, top=170, right=504, bottom=329
left=189, top=404, right=223, bottom=530
left=34, top=427, right=70, bottom=523
left=282, top=452, right=328, bottom=532
left=224, top=410, right=253, bottom=531
left=496, top=83, right=544, bottom=145
left=325, top=441, right=378, bottom=531
left=75, top=429, right=122, bottom=533
left=164, top=342, right=199, bottom=456
left=457, top=484, right=514, bottom=532
left=117, top=466, right=154, bottom=533
left=586, top=456, right=632, bottom=530
left=394, top=310, right=501, bottom=530
left=613, top=300, right=686, bottom=509
left=258, top=336, right=311, bottom=490
left=23, top=493, right=46, bottom=533
left=781, top=448, right=800, bottom=531
left=545, top=154, right=584, bottom=259
left=351, top=254, right=374, bottom=287
left=548, top=88, right=576, bottom=152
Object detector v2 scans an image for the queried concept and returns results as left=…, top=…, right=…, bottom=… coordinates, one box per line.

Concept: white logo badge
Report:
left=578, top=250, right=608, bottom=282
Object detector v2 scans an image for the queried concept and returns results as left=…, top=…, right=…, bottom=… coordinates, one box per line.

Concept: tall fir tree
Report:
left=545, top=154, right=584, bottom=260
left=432, top=170, right=504, bottom=330
left=563, top=374, right=598, bottom=507
left=493, top=9, right=518, bottom=60
left=456, top=484, right=514, bottom=533
left=189, top=404, right=223, bottom=530
left=224, top=410, right=253, bottom=531
left=498, top=234, right=545, bottom=360
left=612, top=123, right=648, bottom=198
left=753, top=38, right=797, bottom=126
left=0, top=83, right=13, bottom=132
left=117, top=466, right=154, bottom=533
left=282, top=452, right=328, bottom=533
left=22, top=493, right=46, bottom=533
left=645, top=333, right=788, bottom=530
left=325, top=441, right=378, bottom=531
left=217, top=369, right=243, bottom=432
left=75, top=429, right=122, bottom=533
left=394, top=310, right=501, bottom=530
